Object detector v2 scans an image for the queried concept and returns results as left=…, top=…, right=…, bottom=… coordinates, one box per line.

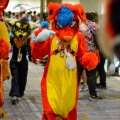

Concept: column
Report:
left=40, top=0, right=47, bottom=21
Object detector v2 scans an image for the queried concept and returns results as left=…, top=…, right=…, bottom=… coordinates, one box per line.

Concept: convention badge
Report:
left=65, top=56, right=76, bottom=70
left=56, top=40, right=60, bottom=45
left=60, top=50, right=64, bottom=57
left=64, top=48, right=70, bottom=57
left=17, top=54, right=22, bottom=62
left=17, top=49, right=22, bottom=62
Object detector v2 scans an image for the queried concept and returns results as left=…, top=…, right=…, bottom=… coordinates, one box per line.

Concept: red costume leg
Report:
left=64, top=85, right=78, bottom=120
left=41, top=77, right=56, bottom=120
left=63, top=106, right=77, bottom=120
left=42, top=112, right=56, bottom=120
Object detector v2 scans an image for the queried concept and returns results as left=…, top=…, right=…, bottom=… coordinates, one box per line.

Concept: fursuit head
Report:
left=47, top=3, right=87, bottom=44
left=5, top=17, right=39, bottom=49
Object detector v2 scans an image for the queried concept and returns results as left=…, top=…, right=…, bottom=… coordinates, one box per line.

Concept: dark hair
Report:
left=91, top=12, right=99, bottom=23
left=86, top=12, right=98, bottom=23
left=19, top=17, right=28, bottom=25
left=86, top=12, right=93, bottom=21
left=33, top=11, right=36, bottom=14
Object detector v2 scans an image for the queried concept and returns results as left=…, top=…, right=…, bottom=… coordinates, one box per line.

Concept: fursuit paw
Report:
left=31, top=29, right=56, bottom=42
left=0, top=109, right=4, bottom=117
left=81, top=52, right=98, bottom=71
left=2, top=60, right=11, bottom=81
left=3, top=74, right=11, bottom=81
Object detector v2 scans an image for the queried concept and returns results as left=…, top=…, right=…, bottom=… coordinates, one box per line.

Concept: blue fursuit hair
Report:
left=57, top=6, right=74, bottom=27
left=40, top=21, right=49, bottom=28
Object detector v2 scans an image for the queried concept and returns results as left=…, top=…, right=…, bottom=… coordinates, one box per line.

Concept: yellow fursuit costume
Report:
left=0, top=0, right=11, bottom=117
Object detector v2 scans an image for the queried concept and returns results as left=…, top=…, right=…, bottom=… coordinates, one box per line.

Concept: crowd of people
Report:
left=3, top=10, right=41, bottom=24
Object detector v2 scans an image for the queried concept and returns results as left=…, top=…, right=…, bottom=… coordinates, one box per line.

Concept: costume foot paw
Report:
left=0, top=109, right=4, bottom=117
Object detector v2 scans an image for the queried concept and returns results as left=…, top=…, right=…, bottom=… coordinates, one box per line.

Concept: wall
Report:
left=62, top=0, right=80, bottom=4
left=80, top=0, right=102, bottom=15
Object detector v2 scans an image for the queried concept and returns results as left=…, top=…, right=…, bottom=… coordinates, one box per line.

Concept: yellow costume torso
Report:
left=0, top=21, right=11, bottom=80
left=0, top=21, right=11, bottom=47
left=46, top=35, right=78, bottom=118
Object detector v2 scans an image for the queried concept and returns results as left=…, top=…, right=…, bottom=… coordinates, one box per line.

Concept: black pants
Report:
left=77, top=59, right=97, bottom=97
left=9, top=59, right=28, bottom=97
left=97, top=52, right=106, bottom=87
left=86, top=68, right=97, bottom=96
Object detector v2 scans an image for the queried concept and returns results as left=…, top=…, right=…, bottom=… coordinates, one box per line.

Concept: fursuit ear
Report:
left=4, top=18, right=18, bottom=26
left=73, top=4, right=87, bottom=22
left=47, top=2, right=61, bottom=21
left=4, top=18, right=18, bottom=31
left=0, top=0, right=9, bottom=11
left=29, top=21, right=39, bottom=30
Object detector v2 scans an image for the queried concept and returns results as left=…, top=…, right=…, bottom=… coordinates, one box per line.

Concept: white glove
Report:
left=31, top=29, right=56, bottom=42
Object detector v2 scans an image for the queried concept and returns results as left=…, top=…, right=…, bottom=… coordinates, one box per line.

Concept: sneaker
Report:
left=89, top=95, right=103, bottom=101
left=82, top=85, right=88, bottom=91
left=11, top=96, right=17, bottom=105
left=79, top=88, right=82, bottom=92
left=17, top=97, right=21, bottom=101
left=79, top=85, right=88, bottom=92
left=96, top=84, right=107, bottom=89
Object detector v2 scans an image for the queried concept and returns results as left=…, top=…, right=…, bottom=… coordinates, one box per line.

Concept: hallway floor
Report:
left=1, top=61, right=120, bottom=120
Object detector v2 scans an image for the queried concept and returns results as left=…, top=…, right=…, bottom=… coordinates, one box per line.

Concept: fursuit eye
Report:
left=23, top=27, right=27, bottom=31
left=56, top=22, right=63, bottom=29
left=15, top=26, right=19, bottom=31
left=70, top=21, right=77, bottom=28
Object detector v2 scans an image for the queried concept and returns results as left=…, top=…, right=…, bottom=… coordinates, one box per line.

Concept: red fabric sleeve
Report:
left=77, top=33, right=88, bottom=58
left=0, top=40, right=10, bottom=59
left=30, top=40, right=50, bottom=59
left=30, top=28, right=50, bottom=59
left=77, top=33, right=98, bottom=71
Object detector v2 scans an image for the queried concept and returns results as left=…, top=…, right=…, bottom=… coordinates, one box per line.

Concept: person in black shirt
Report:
left=8, top=17, right=38, bottom=104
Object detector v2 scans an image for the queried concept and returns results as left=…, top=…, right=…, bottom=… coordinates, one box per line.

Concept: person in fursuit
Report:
left=31, top=3, right=98, bottom=120
left=0, top=0, right=11, bottom=117
left=5, top=17, right=39, bottom=105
